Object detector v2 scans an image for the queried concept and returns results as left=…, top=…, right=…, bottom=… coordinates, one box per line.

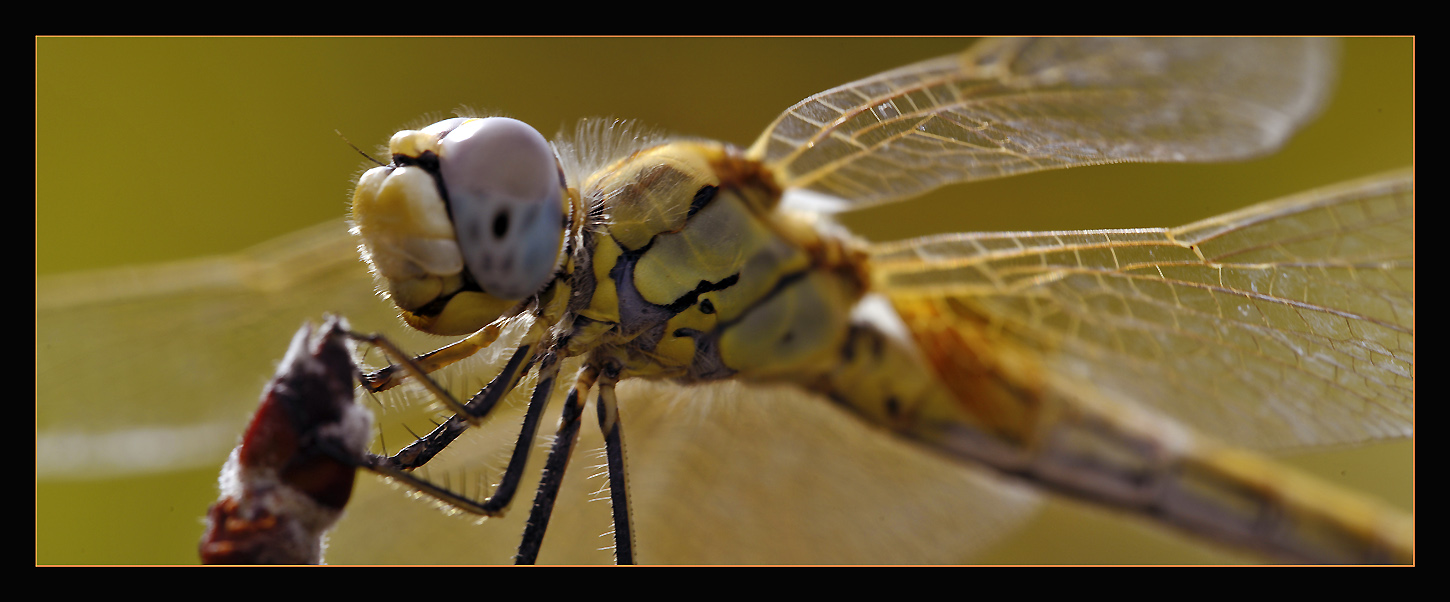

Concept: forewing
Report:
left=871, top=170, right=1413, bottom=449
left=37, top=219, right=1044, bottom=564
left=754, top=37, right=1338, bottom=211
left=35, top=221, right=423, bottom=479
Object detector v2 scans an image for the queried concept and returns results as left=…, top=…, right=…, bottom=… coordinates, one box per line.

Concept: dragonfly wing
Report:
left=36, top=218, right=1043, bottom=563
left=753, top=37, right=1338, bottom=211
left=35, top=220, right=426, bottom=479
left=870, top=170, right=1413, bottom=449
left=324, top=375, right=1045, bottom=564
left=618, top=379, right=1043, bottom=563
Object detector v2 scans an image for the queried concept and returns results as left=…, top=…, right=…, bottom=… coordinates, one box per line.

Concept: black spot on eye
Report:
left=699, top=299, right=715, bottom=315
left=781, top=330, right=793, bottom=344
left=885, top=397, right=902, bottom=418
left=493, top=209, right=510, bottom=239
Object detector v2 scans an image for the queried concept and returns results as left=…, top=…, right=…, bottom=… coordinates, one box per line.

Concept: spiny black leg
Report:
left=342, top=327, right=560, bottom=518
left=390, top=343, right=534, bottom=470
left=373, top=352, right=559, bottom=518
left=478, top=354, right=561, bottom=516
left=513, top=388, right=583, bottom=564
left=515, top=365, right=599, bottom=565
left=356, top=452, right=504, bottom=518
left=595, top=365, right=635, bottom=565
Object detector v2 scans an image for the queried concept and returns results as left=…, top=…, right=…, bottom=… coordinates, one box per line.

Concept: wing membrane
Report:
left=871, top=169, right=1413, bottom=449
left=36, top=219, right=1046, bottom=563
left=753, top=37, right=1337, bottom=211
left=35, top=221, right=420, bottom=478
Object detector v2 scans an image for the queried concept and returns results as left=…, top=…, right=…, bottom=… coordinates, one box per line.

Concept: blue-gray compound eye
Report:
left=438, top=117, right=565, bottom=300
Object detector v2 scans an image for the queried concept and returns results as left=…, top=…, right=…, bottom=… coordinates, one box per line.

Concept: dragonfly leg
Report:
left=382, top=313, right=554, bottom=470
left=359, top=318, right=511, bottom=393
left=515, top=362, right=600, bottom=564
left=366, top=350, right=567, bottom=526
left=334, top=323, right=553, bottom=520
left=345, top=328, right=479, bottom=422
left=594, top=363, right=635, bottom=565
left=477, top=352, right=563, bottom=517
left=387, top=342, right=537, bottom=469
left=355, top=453, right=506, bottom=518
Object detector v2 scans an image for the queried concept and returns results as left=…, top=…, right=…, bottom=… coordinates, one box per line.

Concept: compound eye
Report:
left=438, top=117, right=565, bottom=300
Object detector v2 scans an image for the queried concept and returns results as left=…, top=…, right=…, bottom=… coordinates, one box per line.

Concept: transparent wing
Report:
left=36, top=220, right=1043, bottom=564
left=752, top=37, right=1338, bottom=211
left=36, top=221, right=409, bottom=478
left=871, top=169, right=1413, bottom=449
left=324, top=377, right=1045, bottom=564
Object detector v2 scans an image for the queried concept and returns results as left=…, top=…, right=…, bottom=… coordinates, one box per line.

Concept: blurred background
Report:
left=37, top=37, right=1412, bottom=564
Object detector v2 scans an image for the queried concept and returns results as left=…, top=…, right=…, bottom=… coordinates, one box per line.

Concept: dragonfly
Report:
left=36, top=37, right=1412, bottom=565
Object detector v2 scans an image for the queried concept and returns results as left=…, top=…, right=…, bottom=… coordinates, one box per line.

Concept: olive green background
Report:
left=36, top=37, right=1412, bottom=564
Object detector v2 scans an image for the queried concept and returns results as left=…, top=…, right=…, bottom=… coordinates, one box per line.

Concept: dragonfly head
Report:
left=351, top=117, right=569, bottom=335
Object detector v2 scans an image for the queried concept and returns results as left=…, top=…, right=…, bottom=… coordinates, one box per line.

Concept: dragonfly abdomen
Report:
left=872, top=293, right=1412, bottom=563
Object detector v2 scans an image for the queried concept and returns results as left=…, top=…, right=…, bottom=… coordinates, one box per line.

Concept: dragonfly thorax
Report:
left=566, top=140, right=877, bottom=384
